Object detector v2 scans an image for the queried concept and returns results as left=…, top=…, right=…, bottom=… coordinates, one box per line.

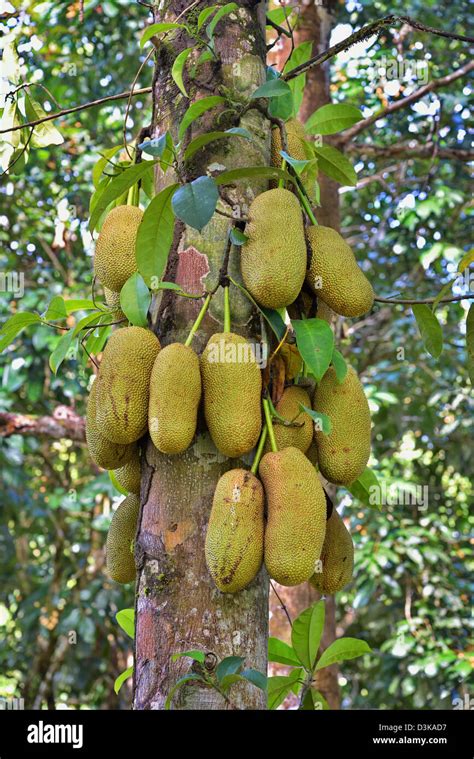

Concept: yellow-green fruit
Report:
left=205, top=469, right=264, bottom=593
left=271, top=118, right=307, bottom=166
left=306, top=225, right=374, bottom=317
left=313, top=366, right=371, bottom=485
left=114, top=450, right=141, bottom=494
left=309, top=508, right=354, bottom=594
left=106, top=493, right=140, bottom=584
left=104, top=287, right=125, bottom=322
left=96, top=327, right=160, bottom=444
left=306, top=440, right=319, bottom=471
left=94, top=205, right=143, bottom=293
left=85, top=381, right=135, bottom=469
left=241, top=189, right=307, bottom=309
left=201, top=332, right=262, bottom=458
left=265, top=386, right=313, bottom=454
left=260, top=446, right=326, bottom=586
left=148, top=343, right=202, bottom=455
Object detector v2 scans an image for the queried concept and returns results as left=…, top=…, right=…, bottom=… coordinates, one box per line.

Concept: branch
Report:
left=0, top=407, right=85, bottom=442
left=0, top=87, right=152, bottom=136
left=339, top=61, right=474, bottom=143
left=374, top=293, right=474, bottom=306
left=283, top=15, right=474, bottom=82
left=346, top=141, right=474, bottom=162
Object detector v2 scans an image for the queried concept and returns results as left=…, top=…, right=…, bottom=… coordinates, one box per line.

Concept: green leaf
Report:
left=301, top=689, right=330, bottom=710
left=116, top=609, right=135, bottom=639
left=171, top=650, right=206, bottom=664
left=44, top=296, right=67, bottom=321
left=315, top=637, right=372, bottom=671
left=138, top=133, right=170, bottom=158
left=109, top=469, right=128, bottom=496
left=306, top=104, right=362, bottom=135
left=283, top=41, right=313, bottom=118
left=120, top=273, right=151, bottom=327
left=291, top=601, right=325, bottom=672
left=280, top=150, right=309, bottom=175
left=216, top=656, right=245, bottom=684
left=140, top=22, right=185, bottom=48
left=431, top=277, right=456, bottom=312
left=49, top=329, right=76, bottom=374
left=0, top=312, right=41, bottom=353
left=114, top=665, right=133, bottom=695
left=412, top=304, right=443, bottom=358
left=466, top=303, right=474, bottom=385
left=347, top=468, right=382, bottom=510
left=229, top=228, right=248, bottom=246
left=89, top=161, right=156, bottom=232
left=215, top=165, right=294, bottom=186
left=93, top=146, right=122, bottom=188
left=172, top=176, right=218, bottom=231
left=458, top=249, right=474, bottom=273
left=63, top=299, right=97, bottom=313
left=251, top=79, right=292, bottom=100
left=172, top=47, right=193, bottom=97
left=268, top=670, right=303, bottom=710
left=136, top=183, right=178, bottom=287
left=268, top=637, right=301, bottom=667
left=313, top=145, right=357, bottom=186
left=72, top=311, right=109, bottom=337
left=178, top=96, right=225, bottom=140
left=183, top=128, right=252, bottom=161
left=24, top=94, right=63, bottom=147
left=153, top=281, right=185, bottom=292
left=240, top=669, right=267, bottom=691
left=165, top=675, right=206, bottom=710
left=331, top=349, right=348, bottom=383
left=300, top=404, right=331, bottom=435
left=266, top=7, right=293, bottom=25
left=206, top=3, right=238, bottom=38
left=197, top=6, right=218, bottom=30
left=292, top=318, right=334, bottom=382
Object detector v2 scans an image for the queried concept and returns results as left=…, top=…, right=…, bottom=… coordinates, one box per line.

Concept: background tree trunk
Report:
left=133, top=1, right=270, bottom=711
left=268, top=0, right=341, bottom=710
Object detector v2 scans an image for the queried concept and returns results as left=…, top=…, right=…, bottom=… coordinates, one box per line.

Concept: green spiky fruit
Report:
left=260, top=446, right=326, bottom=586
left=96, top=326, right=160, bottom=444
left=106, top=493, right=140, bottom=584
left=271, top=118, right=307, bottom=166
left=205, top=469, right=264, bottom=593
left=201, top=332, right=262, bottom=458
left=94, top=205, right=143, bottom=293
left=306, top=225, right=374, bottom=317
left=241, top=189, right=307, bottom=309
left=86, top=381, right=135, bottom=469
left=310, top=508, right=354, bottom=594
left=148, top=343, right=202, bottom=455
left=265, top=386, right=313, bottom=454
left=104, top=287, right=125, bottom=322
left=114, top=449, right=141, bottom=494
left=313, top=366, right=371, bottom=485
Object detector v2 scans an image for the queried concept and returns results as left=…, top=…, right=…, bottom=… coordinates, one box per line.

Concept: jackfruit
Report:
left=271, top=119, right=307, bottom=167
left=205, top=469, right=264, bottom=593
left=201, top=332, right=262, bottom=458
left=306, top=225, right=374, bottom=317
left=96, top=326, right=160, bottom=444
left=260, top=446, right=326, bottom=586
left=310, top=508, right=354, bottom=594
left=305, top=440, right=319, bottom=470
left=94, top=205, right=143, bottom=293
left=313, top=366, right=371, bottom=485
left=104, top=287, right=125, bottom=322
left=280, top=343, right=303, bottom=380
left=114, top=449, right=141, bottom=494
left=86, top=381, right=135, bottom=469
left=106, top=493, right=140, bottom=584
left=148, top=343, right=201, bottom=455
left=241, top=189, right=307, bottom=309
left=265, top=386, right=313, bottom=454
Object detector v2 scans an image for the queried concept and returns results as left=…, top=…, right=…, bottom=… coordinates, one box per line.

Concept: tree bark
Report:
left=133, top=1, right=269, bottom=711
left=268, top=0, right=341, bottom=710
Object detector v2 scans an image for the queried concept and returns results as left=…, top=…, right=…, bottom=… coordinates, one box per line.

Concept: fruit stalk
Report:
left=262, top=397, right=278, bottom=453
left=184, top=293, right=211, bottom=347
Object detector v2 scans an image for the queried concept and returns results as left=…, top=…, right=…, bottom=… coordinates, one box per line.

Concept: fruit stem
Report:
left=223, top=285, right=231, bottom=334
left=127, top=183, right=140, bottom=207
left=278, top=158, right=286, bottom=190
left=262, top=398, right=278, bottom=453
left=184, top=294, right=211, bottom=347
left=296, top=181, right=317, bottom=226
left=250, top=425, right=268, bottom=474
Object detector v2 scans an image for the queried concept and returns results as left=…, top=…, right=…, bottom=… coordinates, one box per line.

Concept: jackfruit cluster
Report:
left=264, top=385, right=313, bottom=454
left=106, top=493, right=140, bottom=584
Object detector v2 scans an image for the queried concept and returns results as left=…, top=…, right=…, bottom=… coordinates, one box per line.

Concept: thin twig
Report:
left=374, top=293, right=474, bottom=305
left=270, top=581, right=293, bottom=628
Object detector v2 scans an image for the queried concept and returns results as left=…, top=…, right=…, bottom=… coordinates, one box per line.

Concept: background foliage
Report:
left=0, top=0, right=472, bottom=709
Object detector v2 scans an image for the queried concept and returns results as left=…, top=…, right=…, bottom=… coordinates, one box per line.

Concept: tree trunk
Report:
left=268, top=0, right=341, bottom=710
left=133, top=1, right=269, bottom=711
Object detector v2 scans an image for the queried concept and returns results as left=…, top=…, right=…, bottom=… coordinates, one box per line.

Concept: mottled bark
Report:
left=133, top=1, right=269, bottom=710
left=268, top=1, right=341, bottom=710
